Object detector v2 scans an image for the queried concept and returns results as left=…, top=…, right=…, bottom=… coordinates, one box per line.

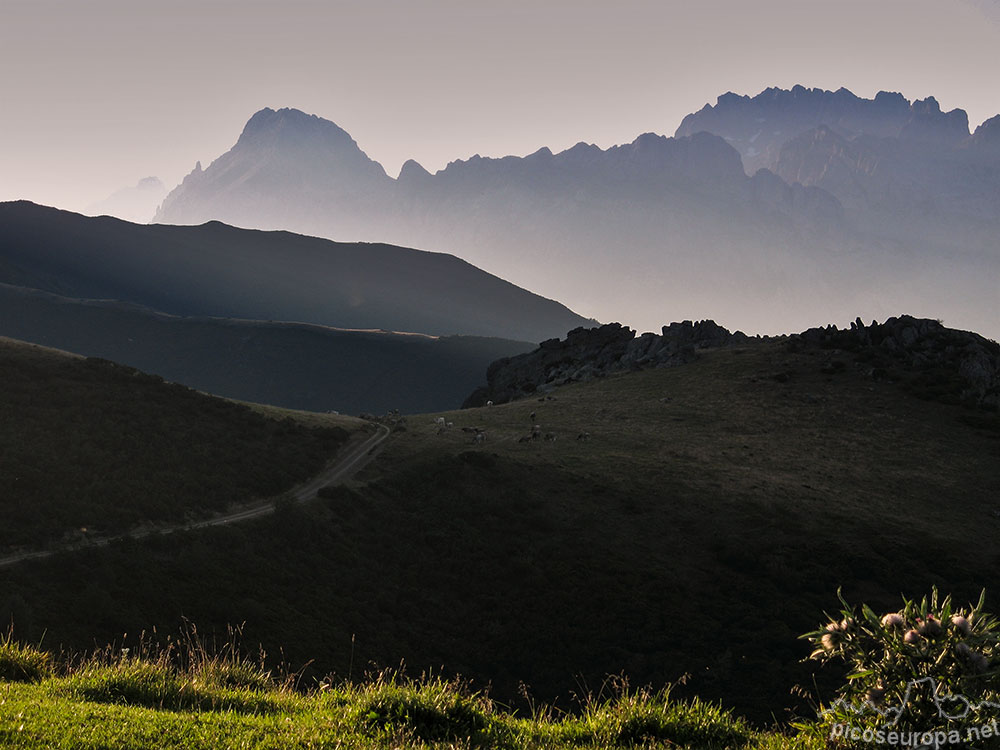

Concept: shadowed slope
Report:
left=0, top=283, right=533, bottom=414
left=0, top=201, right=592, bottom=342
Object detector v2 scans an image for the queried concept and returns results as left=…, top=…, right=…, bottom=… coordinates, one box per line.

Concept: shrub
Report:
left=803, top=589, right=1000, bottom=744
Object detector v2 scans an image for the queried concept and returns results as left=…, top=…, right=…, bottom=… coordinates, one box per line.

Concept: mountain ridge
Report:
left=0, top=282, right=534, bottom=414
left=0, top=201, right=592, bottom=343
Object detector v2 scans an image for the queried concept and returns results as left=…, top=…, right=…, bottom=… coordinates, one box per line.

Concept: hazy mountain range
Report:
left=152, top=88, right=1000, bottom=339
left=677, top=85, right=1000, bottom=232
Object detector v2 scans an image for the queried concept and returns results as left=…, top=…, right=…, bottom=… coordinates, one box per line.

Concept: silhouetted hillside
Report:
left=0, top=201, right=591, bottom=343
left=0, top=283, right=532, bottom=414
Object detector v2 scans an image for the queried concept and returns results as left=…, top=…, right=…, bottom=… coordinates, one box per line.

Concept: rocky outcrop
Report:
left=464, top=315, right=1000, bottom=411
left=794, top=316, right=1000, bottom=409
left=463, top=320, right=749, bottom=407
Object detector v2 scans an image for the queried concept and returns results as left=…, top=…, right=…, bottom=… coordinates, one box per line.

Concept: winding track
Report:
left=0, top=423, right=390, bottom=569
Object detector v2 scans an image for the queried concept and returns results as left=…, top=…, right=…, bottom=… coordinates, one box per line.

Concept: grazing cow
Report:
left=473, top=432, right=487, bottom=444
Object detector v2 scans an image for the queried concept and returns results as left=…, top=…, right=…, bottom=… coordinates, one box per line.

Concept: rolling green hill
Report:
left=0, top=337, right=354, bottom=550
left=1, top=329, right=998, bottom=730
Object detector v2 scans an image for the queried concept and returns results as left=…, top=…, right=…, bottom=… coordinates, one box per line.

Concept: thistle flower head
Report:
left=881, top=613, right=904, bottom=629
left=904, top=629, right=922, bottom=645
left=820, top=632, right=837, bottom=651
left=951, top=615, right=972, bottom=636
left=917, top=616, right=942, bottom=637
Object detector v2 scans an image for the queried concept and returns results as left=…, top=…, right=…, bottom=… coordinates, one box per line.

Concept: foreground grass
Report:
left=0, top=642, right=821, bottom=749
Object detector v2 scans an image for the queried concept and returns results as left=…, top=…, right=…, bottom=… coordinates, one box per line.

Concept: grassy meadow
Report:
left=1, top=335, right=998, bottom=745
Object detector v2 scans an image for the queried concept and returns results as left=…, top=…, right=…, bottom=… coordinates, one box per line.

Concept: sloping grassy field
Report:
left=0, top=337, right=357, bottom=549
left=1, top=336, right=997, bottom=734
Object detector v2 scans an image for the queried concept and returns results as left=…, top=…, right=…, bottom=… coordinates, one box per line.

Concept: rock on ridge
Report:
left=795, top=315, right=1000, bottom=409
left=463, top=320, right=749, bottom=407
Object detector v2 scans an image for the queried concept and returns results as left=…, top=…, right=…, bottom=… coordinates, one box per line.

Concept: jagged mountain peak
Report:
left=527, top=146, right=553, bottom=159
left=154, top=106, right=389, bottom=227
left=235, top=106, right=371, bottom=155
left=398, top=158, right=432, bottom=181
left=972, top=114, right=1000, bottom=142
left=676, top=85, right=974, bottom=174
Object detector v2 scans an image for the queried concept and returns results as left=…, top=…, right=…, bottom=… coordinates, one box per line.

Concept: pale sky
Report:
left=1, top=0, right=999, bottom=212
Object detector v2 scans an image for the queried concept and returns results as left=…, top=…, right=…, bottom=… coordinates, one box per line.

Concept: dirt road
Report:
left=0, top=423, right=390, bottom=568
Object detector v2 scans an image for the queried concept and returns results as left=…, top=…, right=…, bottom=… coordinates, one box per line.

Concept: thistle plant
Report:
left=803, top=589, right=1000, bottom=744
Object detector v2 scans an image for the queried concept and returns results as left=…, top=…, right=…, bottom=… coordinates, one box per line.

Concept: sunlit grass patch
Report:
left=329, top=671, right=504, bottom=746
left=542, top=680, right=753, bottom=749
left=0, top=635, right=51, bottom=684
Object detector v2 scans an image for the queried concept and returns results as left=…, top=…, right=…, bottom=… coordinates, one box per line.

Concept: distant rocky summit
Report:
left=463, top=320, right=750, bottom=407
left=676, top=86, right=971, bottom=174
left=677, top=85, right=1000, bottom=224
